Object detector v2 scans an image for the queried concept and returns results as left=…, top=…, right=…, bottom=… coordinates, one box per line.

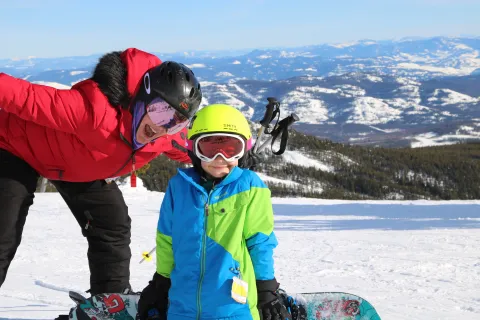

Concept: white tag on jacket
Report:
left=231, top=276, right=248, bottom=304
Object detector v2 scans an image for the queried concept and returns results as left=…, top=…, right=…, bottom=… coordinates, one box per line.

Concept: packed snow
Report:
left=335, top=85, right=366, bottom=98
left=427, top=89, right=480, bottom=106
left=230, top=84, right=260, bottom=103
left=328, top=41, right=359, bottom=49
left=347, top=97, right=402, bottom=125
left=69, top=71, right=88, bottom=76
left=215, top=72, right=234, bottom=78
left=200, top=83, right=247, bottom=111
left=281, top=150, right=334, bottom=172
left=281, top=91, right=329, bottom=123
left=393, top=85, right=421, bottom=105
left=368, top=126, right=402, bottom=134
left=256, top=172, right=302, bottom=188
left=1, top=180, right=479, bottom=319
left=395, top=62, right=477, bottom=76
left=257, top=55, right=271, bottom=59
left=365, top=75, right=383, bottom=83
left=410, top=130, right=480, bottom=148
left=297, top=86, right=340, bottom=95
left=185, top=63, right=206, bottom=68
left=395, top=77, right=421, bottom=86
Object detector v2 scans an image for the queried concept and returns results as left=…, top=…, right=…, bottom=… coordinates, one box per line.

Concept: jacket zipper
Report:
left=196, top=190, right=213, bottom=320
left=110, top=132, right=137, bottom=177
left=110, top=151, right=136, bottom=177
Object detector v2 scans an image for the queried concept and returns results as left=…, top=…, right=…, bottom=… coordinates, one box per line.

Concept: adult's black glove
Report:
left=239, top=149, right=262, bottom=170
left=137, top=273, right=171, bottom=320
left=256, top=278, right=292, bottom=320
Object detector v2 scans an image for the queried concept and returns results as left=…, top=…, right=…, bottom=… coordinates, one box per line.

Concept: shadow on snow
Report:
left=272, top=203, right=480, bottom=231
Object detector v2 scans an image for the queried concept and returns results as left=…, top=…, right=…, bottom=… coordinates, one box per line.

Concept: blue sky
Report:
left=0, top=0, right=479, bottom=59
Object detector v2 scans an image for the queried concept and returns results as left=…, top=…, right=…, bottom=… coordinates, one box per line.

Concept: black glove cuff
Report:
left=152, top=272, right=171, bottom=294
left=138, top=273, right=171, bottom=319
left=256, top=278, right=279, bottom=292
left=256, top=278, right=280, bottom=306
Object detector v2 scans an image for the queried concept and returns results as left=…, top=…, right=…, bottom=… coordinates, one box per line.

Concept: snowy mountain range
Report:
left=3, top=36, right=480, bottom=80
left=1, top=36, right=480, bottom=147
left=200, top=73, right=480, bottom=147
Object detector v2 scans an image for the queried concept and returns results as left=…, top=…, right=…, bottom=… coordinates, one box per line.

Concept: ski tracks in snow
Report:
left=0, top=279, right=74, bottom=308
left=0, top=280, right=80, bottom=320
left=319, top=240, right=334, bottom=263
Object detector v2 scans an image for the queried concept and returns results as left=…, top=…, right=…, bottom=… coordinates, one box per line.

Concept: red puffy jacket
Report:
left=0, top=48, right=191, bottom=182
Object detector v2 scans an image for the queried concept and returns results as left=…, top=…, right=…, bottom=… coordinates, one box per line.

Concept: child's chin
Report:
left=208, top=170, right=229, bottom=178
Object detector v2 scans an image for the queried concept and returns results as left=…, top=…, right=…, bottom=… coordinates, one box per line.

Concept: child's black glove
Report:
left=277, top=289, right=307, bottom=320
left=256, top=279, right=292, bottom=320
left=137, top=273, right=171, bottom=320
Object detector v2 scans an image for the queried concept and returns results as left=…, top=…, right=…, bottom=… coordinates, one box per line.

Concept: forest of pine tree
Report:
left=136, top=129, right=480, bottom=200
left=38, top=129, right=480, bottom=200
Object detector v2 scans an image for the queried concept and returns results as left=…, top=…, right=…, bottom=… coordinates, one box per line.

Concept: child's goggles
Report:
left=192, top=133, right=247, bottom=162
left=146, top=98, right=189, bottom=134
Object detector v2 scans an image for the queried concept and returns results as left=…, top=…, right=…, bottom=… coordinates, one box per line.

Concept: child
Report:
left=137, top=104, right=294, bottom=320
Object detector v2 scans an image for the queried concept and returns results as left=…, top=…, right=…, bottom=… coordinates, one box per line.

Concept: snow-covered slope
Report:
left=1, top=188, right=479, bottom=319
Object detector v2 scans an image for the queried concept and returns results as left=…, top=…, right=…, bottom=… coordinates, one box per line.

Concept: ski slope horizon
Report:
left=0, top=179, right=479, bottom=320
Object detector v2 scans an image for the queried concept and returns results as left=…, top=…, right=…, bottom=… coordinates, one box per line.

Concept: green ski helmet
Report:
left=186, top=104, right=253, bottom=170
left=187, top=104, right=252, bottom=142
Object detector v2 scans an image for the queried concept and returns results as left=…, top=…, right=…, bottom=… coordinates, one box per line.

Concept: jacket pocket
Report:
left=211, top=191, right=249, bottom=216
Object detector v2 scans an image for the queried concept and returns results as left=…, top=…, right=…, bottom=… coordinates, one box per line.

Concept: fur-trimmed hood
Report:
left=90, top=48, right=161, bottom=110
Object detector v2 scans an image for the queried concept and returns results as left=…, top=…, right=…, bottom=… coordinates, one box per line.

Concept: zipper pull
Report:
left=204, top=203, right=209, bottom=216
left=84, top=210, right=94, bottom=230
left=132, top=154, right=136, bottom=172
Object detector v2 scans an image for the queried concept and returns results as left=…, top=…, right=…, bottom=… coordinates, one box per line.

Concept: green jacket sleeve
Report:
left=156, top=181, right=175, bottom=278
left=243, top=174, right=278, bottom=280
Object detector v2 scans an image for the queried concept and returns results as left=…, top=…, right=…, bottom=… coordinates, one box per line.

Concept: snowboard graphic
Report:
left=65, top=290, right=381, bottom=320
left=297, top=292, right=381, bottom=320
left=67, top=291, right=140, bottom=320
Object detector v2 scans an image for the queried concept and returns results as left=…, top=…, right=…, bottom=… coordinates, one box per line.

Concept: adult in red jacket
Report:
left=0, top=48, right=202, bottom=294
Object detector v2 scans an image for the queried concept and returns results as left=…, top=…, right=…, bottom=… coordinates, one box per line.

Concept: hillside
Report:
left=132, top=129, right=480, bottom=200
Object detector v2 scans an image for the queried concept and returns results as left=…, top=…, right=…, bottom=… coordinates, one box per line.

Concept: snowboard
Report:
left=296, top=292, right=381, bottom=320
left=64, top=290, right=381, bottom=320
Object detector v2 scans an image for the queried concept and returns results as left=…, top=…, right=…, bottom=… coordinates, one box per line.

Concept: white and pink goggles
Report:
left=186, top=133, right=253, bottom=162
left=146, top=98, right=190, bottom=134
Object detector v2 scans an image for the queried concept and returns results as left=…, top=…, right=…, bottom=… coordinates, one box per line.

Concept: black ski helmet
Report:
left=148, top=61, right=202, bottom=119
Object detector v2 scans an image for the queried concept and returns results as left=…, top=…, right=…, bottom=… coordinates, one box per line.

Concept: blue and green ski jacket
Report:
left=155, top=166, right=278, bottom=320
